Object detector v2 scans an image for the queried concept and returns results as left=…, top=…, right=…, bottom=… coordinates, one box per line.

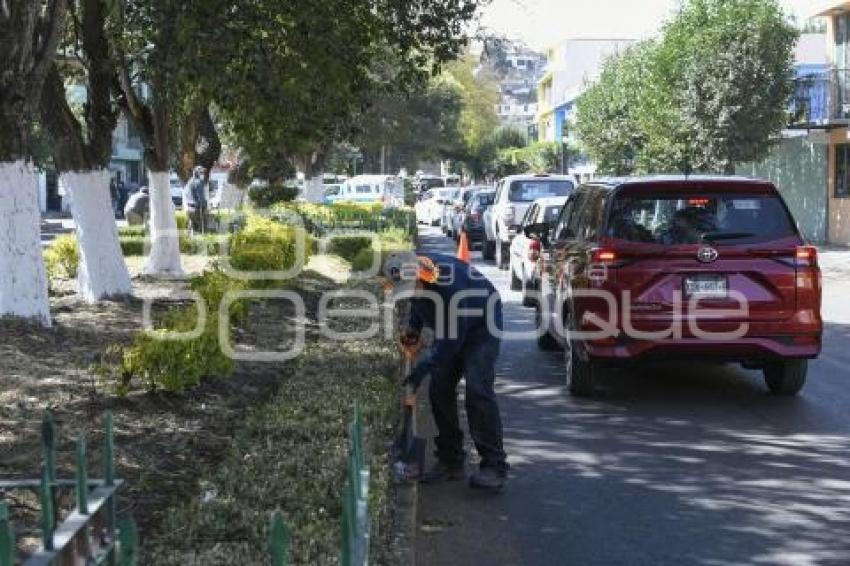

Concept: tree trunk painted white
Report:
left=0, top=161, right=51, bottom=325
left=143, top=170, right=183, bottom=276
left=62, top=169, right=132, bottom=301
left=303, top=175, right=324, bottom=203
left=219, top=182, right=245, bottom=210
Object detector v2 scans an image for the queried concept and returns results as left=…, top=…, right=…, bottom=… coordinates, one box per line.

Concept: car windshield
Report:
left=608, top=193, right=797, bottom=245
left=509, top=180, right=572, bottom=202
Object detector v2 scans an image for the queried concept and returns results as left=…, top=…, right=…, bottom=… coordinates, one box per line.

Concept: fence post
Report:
left=104, top=411, right=117, bottom=564
left=118, top=517, right=138, bottom=566
left=42, top=412, right=57, bottom=527
left=76, top=434, right=89, bottom=515
left=39, top=463, right=54, bottom=551
left=0, top=502, right=13, bottom=566
left=268, top=510, right=290, bottom=566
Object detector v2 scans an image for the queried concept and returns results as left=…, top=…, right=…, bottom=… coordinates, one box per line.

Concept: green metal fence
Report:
left=0, top=411, right=135, bottom=566
left=3, top=407, right=370, bottom=566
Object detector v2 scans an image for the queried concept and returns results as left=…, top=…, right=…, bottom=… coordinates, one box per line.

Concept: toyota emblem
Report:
left=697, top=247, right=719, bottom=263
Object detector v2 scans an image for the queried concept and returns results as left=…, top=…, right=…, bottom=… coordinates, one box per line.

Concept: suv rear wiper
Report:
left=700, top=231, right=755, bottom=242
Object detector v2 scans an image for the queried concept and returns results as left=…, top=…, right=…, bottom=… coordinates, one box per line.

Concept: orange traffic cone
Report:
left=457, top=230, right=471, bottom=263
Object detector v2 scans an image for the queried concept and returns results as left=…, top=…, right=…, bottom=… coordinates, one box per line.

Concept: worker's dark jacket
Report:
left=406, top=253, right=503, bottom=387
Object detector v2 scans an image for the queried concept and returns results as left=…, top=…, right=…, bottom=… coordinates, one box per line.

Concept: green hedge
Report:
left=228, top=214, right=313, bottom=275
left=328, top=235, right=373, bottom=261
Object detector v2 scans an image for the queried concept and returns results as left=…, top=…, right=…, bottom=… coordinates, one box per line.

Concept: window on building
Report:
left=836, top=143, right=850, bottom=198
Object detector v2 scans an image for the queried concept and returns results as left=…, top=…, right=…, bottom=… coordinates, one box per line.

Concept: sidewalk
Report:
left=818, top=245, right=850, bottom=281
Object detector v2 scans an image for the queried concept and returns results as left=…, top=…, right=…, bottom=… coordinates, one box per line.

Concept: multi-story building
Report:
left=536, top=38, right=635, bottom=181
left=487, top=43, right=546, bottom=137
left=779, top=16, right=850, bottom=244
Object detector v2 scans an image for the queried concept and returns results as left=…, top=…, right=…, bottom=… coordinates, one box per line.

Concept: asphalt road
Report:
left=414, top=225, right=850, bottom=566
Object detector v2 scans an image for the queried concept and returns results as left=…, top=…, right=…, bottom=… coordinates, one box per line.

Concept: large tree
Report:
left=661, top=0, right=797, bottom=173
left=0, top=0, right=68, bottom=324
left=110, top=0, right=197, bottom=275
left=40, top=0, right=132, bottom=301
left=216, top=0, right=483, bottom=190
left=576, top=0, right=797, bottom=175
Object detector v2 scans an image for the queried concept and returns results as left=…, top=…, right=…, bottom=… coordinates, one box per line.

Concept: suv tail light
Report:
left=529, top=239, right=541, bottom=261
left=795, top=246, right=818, bottom=267
left=589, top=248, right=617, bottom=264
left=795, top=246, right=820, bottom=312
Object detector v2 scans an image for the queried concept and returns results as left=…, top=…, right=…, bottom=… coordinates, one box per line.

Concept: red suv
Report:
left=532, top=177, right=822, bottom=396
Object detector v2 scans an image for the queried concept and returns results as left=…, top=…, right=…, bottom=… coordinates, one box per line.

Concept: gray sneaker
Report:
left=468, top=467, right=505, bottom=491
left=419, top=461, right=465, bottom=484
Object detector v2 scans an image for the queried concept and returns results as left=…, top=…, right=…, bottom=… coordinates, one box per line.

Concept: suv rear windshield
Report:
left=509, top=180, right=572, bottom=202
left=476, top=192, right=495, bottom=206
left=608, top=193, right=797, bottom=245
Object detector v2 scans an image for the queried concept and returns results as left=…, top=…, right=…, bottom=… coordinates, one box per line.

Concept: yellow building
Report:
left=815, top=2, right=850, bottom=243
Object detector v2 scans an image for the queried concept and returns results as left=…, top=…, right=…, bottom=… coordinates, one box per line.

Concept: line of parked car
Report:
left=422, top=174, right=823, bottom=398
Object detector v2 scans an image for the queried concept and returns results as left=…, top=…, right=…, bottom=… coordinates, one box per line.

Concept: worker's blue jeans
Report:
left=428, top=328, right=506, bottom=470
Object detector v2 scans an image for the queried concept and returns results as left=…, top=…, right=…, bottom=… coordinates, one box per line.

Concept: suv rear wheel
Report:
left=564, top=332, right=596, bottom=396
left=535, top=304, right=559, bottom=350
left=763, top=359, right=807, bottom=396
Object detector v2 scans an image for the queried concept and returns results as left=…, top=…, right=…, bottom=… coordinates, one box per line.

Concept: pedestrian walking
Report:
left=383, top=251, right=508, bottom=490
left=183, top=166, right=208, bottom=233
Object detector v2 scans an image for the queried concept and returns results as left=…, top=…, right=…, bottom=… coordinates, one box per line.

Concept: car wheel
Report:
left=510, top=263, right=521, bottom=290
left=564, top=320, right=597, bottom=396
left=496, top=241, right=509, bottom=270
left=482, top=239, right=495, bottom=261
left=763, top=359, right=807, bottom=395
left=535, top=304, right=559, bottom=351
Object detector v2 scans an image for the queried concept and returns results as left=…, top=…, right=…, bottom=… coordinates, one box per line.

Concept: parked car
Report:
left=334, top=175, right=403, bottom=206
left=449, top=185, right=492, bottom=239
left=438, top=188, right=460, bottom=234
left=483, top=174, right=575, bottom=269
left=509, top=196, right=567, bottom=305
left=415, top=187, right=457, bottom=225
left=322, top=183, right=344, bottom=204
left=169, top=174, right=183, bottom=207
left=455, top=189, right=495, bottom=247
left=417, top=175, right=445, bottom=194
left=533, top=176, right=822, bottom=397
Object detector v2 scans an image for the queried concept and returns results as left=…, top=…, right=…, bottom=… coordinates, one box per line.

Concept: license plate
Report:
left=684, top=276, right=727, bottom=298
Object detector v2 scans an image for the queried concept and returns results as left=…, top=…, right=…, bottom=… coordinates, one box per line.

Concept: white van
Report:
left=334, top=175, right=403, bottom=206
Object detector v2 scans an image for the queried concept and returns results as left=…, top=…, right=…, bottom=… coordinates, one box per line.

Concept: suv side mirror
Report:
left=524, top=221, right=550, bottom=246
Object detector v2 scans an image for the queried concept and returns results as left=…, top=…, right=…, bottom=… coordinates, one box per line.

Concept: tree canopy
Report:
left=576, top=0, right=798, bottom=175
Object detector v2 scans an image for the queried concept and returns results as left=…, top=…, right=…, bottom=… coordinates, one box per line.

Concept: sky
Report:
left=479, top=0, right=830, bottom=49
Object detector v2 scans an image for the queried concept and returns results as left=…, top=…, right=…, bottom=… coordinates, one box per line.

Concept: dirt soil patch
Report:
left=0, top=256, right=347, bottom=558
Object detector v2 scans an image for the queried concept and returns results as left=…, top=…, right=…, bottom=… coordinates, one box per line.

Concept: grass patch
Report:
left=142, top=296, right=399, bottom=565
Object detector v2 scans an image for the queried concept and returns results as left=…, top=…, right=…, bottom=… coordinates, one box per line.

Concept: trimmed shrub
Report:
left=248, top=184, right=299, bottom=208
left=118, top=225, right=146, bottom=238
left=100, top=267, right=247, bottom=395
left=44, top=234, right=80, bottom=279
left=228, top=214, right=312, bottom=274
left=119, top=236, right=146, bottom=256
left=328, top=235, right=373, bottom=261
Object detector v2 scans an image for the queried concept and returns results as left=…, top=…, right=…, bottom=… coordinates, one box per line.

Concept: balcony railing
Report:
left=789, top=67, right=850, bottom=127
